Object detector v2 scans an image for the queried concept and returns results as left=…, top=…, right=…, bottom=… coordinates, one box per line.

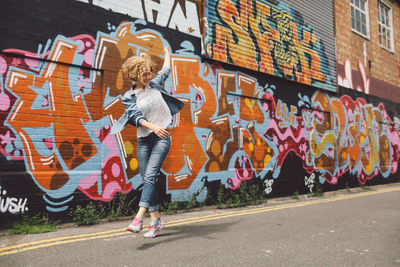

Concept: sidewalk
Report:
left=1, top=182, right=399, bottom=251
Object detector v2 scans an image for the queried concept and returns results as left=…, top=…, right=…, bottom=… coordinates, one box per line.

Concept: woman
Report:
left=111, top=46, right=184, bottom=238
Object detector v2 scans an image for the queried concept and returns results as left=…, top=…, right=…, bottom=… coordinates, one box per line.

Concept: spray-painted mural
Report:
left=74, top=0, right=201, bottom=37
left=338, top=58, right=370, bottom=94
left=337, top=58, right=400, bottom=103
left=397, top=61, right=400, bottom=78
left=203, top=0, right=336, bottom=92
left=0, top=0, right=399, bottom=223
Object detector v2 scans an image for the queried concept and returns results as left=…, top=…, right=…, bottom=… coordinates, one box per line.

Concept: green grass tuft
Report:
left=291, top=191, right=300, bottom=200
left=10, top=214, right=57, bottom=234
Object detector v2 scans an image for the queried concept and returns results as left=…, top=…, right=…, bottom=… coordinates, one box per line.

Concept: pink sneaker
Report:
left=127, top=216, right=143, bottom=233
left=143, top=218, right=165, bottom=238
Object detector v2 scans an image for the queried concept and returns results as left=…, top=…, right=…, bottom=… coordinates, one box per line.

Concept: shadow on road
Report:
left=136, top=220, right=238, bottom=250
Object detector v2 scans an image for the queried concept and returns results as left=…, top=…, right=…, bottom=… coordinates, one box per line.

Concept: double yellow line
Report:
left=1, top=186, right=399, bottom=256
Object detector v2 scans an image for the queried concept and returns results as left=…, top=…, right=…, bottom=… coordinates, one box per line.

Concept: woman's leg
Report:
left=136, top=135, right=151, bottom=213
left=150, top=210, right=160, bottom=222
left=139, top=134, right=170, bottom=213
left=127, top=136, right=152, bottom=232
left=136, top=207, right=147, bottom=218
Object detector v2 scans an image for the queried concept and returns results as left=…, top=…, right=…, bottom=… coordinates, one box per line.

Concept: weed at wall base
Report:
left=308, top=180, right=324, bottom=198
left=292, top=191, right=300, bottom=200
left=345, top=182, right=351, bottom=192
left=216, top=181, right=266, bottom=209
left=10, top=213, right=57, bottom=234
left=161, top=201, right=179, bottom=215
left=360, top=185, right=371, bottom=191
left=106, top=193, right=137, bottom=222
left=69, top=202, right=105, bottom=226
left=185, top=194, right=198, bottom=211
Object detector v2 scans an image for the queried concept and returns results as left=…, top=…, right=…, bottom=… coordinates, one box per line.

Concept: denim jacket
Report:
left=110, top=66, right=184, bottom=134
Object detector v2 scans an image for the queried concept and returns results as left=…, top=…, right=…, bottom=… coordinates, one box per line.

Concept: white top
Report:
left=135, top=85, right=172, bottom=138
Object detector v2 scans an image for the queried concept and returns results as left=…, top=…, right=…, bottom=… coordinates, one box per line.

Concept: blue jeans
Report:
left=137, top=132, right=171, bottom=212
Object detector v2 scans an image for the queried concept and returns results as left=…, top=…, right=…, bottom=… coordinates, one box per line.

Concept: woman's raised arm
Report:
left=162, top=46, right=171, bottom=69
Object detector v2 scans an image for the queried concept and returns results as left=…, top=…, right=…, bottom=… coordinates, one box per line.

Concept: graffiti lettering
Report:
left=304, top=173, right=315, bottom=192
left=305, top=91, right=393, bottom=184
left=397, top=61, right=400, bottom=78
left=0, top=186, right=28, bottom=214
left=5, top=39, right=98, bottom=192
left=264, top=179, right=273, bottom=195
left=338, top=58, right=370, bottom=94
left=276, top=100, right=298, bottom=128
left=1, top=20, right=399, bottom=212
left=205, top=0, right=333, bottom=90
left=75, top=0, right=201, bottom=37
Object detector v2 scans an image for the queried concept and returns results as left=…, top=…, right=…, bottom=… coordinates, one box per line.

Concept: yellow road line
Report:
left=163, top=186, right=400, bottom=226
left=1, top=186, right=399, bottom=256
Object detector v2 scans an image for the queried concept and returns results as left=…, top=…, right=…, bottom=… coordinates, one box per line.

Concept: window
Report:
left=350, top=0, right=369, bottom=37
left=378, top=1, right=393, bottom=51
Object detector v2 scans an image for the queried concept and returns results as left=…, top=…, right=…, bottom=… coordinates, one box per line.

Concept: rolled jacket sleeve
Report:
left=110, top=91, right=147, bottom=134
left=121, top=96, right=146, bottom=127
left=151, top=66, right=171, bottom=86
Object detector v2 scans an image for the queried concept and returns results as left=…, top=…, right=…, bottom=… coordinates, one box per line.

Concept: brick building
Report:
left=335, top=0, right=400, bottom=101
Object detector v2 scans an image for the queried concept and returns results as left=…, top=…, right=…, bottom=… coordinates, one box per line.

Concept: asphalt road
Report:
left=1, top=184, right=400, bottom=266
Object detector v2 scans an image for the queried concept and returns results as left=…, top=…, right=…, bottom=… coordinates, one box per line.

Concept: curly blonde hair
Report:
left=121, top=56, right=154, bottom=81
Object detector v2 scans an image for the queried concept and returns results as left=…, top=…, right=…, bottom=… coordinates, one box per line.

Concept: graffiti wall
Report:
left=203, top=0, right=337, bottom=92
left=0, top=0, right=399, bottom=226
